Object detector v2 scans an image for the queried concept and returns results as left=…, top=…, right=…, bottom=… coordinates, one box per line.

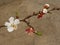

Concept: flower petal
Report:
left=9, top=17, right=14, bottom=24
left=7, top=27, right=14, bottom=32
left=14, top=19, right=20, bottom=24
left=43, top=9, right=47, bottom=13
left=4, top=22, right=11, bottom=27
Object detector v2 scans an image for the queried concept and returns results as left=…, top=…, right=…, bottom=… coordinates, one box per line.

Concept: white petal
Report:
left=14, top=19, right=20, bottom=24
left=43, top=9, right=47, bottom=13
left=5, top=22, right=11, bottom=27
left=9, top=17, right=14, bottom=24
left=7, top=27, right=14, bottom=32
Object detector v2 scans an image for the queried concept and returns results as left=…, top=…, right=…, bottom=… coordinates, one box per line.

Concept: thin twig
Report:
left=21, top=7, right=60, bottom=21
left=19, top=7, right=60, bottom=28
left=20, top=12, right=40, bottom=21
left=20, top=19, right=34, bottom=29
left=0, top=25, right=6, bottom=29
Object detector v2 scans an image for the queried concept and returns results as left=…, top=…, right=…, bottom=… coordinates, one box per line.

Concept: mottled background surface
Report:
left=0, top=0, right=60, bottom=45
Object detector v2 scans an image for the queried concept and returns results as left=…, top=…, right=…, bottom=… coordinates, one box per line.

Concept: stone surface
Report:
left=0, top=0, right=60, bottom=45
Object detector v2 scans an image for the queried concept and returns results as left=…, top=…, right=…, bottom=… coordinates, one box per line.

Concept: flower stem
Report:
left=0, top=25, right=6, bottom=29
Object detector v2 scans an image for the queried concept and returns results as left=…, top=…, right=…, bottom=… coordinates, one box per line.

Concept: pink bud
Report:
left=44, top=4, right=50, bottom=9
left=37, top=12, right=44, bottom=19
left=25, top=27, right=35, bottom=34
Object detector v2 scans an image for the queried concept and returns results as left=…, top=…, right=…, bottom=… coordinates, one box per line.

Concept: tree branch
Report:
left=0, top=25, right=6, bottom=29
left=0, top=7, right=60, bottom=29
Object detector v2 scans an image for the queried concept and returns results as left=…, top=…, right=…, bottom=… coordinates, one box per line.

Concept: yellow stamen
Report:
left=11, top=24, right=17, bottom=30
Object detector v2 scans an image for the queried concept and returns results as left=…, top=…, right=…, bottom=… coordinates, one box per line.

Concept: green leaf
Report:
left=35, top=31, right=42, bottom=36
left=16, top=12, right=18, bottom=16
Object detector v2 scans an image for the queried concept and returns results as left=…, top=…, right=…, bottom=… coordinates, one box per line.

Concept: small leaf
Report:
left=35, top=31, right=42, bottom=36
left=15, top=12, right=19, bottom=19
left=16, top=12, right=18, bottom=16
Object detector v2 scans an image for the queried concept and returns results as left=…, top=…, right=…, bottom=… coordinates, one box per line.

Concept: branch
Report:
left=20, top=19, right=34, bottom=29
left=21, top=7, right=60, bottom=21
left=21, top=12, right=39, bottom=20
left=0, top=25, right=6, bottom=29
left=48, top=7, right=60, bottom=14
left=0, top=7, right=60, bottom=29
left=19, top=7, right=60, bottom=29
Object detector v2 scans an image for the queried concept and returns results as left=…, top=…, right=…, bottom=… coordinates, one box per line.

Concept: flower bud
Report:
left=44, top=4, right=50, bottom=9
left=43, top=8, right=48, bottom=13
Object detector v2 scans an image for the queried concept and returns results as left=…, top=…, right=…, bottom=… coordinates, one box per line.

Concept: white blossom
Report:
left=5, top=17, right=20, bottom=32
left=43, top=9, right=48, bottom=13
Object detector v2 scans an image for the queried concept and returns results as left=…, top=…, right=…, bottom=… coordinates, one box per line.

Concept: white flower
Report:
left=5, top=17, right=20, bottom=32
left=43, top=8, right=48, bottom=13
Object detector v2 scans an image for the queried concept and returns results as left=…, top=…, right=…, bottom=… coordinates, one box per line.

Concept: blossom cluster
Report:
left=37, top=4, right=50, bottom=18
left=4, top=4, right=50, bottom=36
left=1, top=3, right=60, bottom=36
